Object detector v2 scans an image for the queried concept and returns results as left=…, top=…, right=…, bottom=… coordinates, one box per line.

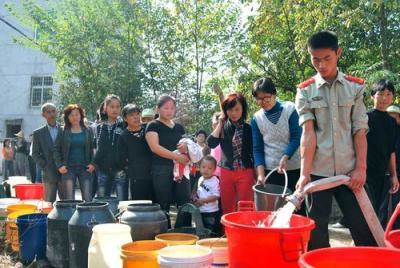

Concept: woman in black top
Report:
left=94, top=95, right=127, bottom=201
left=207, top=93, right=255, bottom=215
left=145, top=95, right=190, bottom=226
left=118, top=104, right=153, bottom=200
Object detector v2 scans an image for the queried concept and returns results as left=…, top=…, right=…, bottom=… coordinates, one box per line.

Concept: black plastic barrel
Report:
left=47, top=200, right=84, bottom=268
left=120, top=203, right=168, bottom=241
left=68, top=202, right=115, bottom=268
left=93, top=196, right=119, bottom=215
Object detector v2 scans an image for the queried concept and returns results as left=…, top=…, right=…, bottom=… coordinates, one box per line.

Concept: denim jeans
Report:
left=2, top=160, right=14, bottom=181
left=34, top=163, right=42, bottom=183
left=97, top=169, right=128, bottom=201
left=62, top=164, right=93, bottom=202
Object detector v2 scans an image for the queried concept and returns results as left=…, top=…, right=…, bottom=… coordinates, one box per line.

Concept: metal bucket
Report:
left=253, top=168, right=292, bottom=211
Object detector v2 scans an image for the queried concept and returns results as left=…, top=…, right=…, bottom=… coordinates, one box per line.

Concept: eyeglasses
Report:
left=255, top=95, right=273, bottom=102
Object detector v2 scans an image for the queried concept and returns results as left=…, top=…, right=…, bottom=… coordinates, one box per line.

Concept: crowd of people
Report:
left=1, top=30, right=400, bottom=247
left=1, top=131, right=42, bottom=184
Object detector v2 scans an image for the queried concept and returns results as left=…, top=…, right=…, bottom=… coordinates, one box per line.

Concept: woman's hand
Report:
left=59, top=166, right=68, bottom=174
left=174, top=153, right=189, bottom=165
left=278, top=155, right=288, bottom=174
left=86, top=164, right=95, bottom=173
left=390, top=176, right=399, bottom=194
left=256, top=175, right=265, bottom=185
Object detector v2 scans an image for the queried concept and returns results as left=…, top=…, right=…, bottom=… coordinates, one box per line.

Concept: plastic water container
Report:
left=17, top=213, right=47, bottom=263
left=118, top=200, right=152, bottom=213
left=299, top=247, right=400, bottom=268
left=68, top=202, right=115, bottom=268
left=0, top=198, right=20, bottom=240
left=197, top=238, right=228, bottom=267
left=6, top=176, right=31, bottom=197
left=221, top=210, right=315, bottom=268
left=7, top=209, right=36, bottom=251
left=88, top=223, right=132, bottom=268
left=15, top=184, right=44, bottom=200
left=155, top=233, right=199, bottom=246
left=158, top=245, right=213, bottom=268
left=121, top=240, right=167, bottom=268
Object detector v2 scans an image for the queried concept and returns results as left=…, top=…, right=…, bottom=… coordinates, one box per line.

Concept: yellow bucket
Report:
left=121, top=240, right=167, bottom=268
left=155, top=233, right=199, bottom=246
left=6, top=204, right=37, bottom=215
left=7, top=210, right=36, bottom=252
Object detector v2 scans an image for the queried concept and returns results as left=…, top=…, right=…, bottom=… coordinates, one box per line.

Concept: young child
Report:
left=193, top=155, right=221, bottom=236
left=173, top=137, right=203, bottom=182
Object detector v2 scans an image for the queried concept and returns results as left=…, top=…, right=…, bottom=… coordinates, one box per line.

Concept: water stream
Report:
left=253, top=202, right=297, bottom=228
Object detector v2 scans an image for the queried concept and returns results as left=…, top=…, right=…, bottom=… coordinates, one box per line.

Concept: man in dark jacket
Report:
left=32, top=103, right=64, bottom=202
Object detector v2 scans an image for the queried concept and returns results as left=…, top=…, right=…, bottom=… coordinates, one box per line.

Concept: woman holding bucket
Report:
left=207, top=93, right=255, bottom=215
left=251, top=78, right=302, bottom=194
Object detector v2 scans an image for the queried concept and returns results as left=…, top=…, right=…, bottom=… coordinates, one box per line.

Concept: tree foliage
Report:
left=6, top=0, right=400, bottom=131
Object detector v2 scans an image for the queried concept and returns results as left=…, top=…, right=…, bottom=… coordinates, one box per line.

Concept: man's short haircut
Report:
left=252, top=78, right=277, bottom=97
left=122, top=104, right=142, bottom=119
left=41, top=102, right=56, bottom=113
left=371, top=79, right=396, bottom=96
left=307, top=31, right=339, bottom=51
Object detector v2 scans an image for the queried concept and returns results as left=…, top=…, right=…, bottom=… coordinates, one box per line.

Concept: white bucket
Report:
left=158, top=245, right=213, bottom=268
left=118, top=200, right=152, bottom=213
left=88, top=223, right=132, bottom=268
left=6, top=176, right=31, bottom=197
left=21, top=200, right=53, bottom=213
left=196, top=238, right=228, bottom=267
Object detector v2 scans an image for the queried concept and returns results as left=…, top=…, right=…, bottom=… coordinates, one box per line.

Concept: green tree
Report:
left=7, top=0, right=144, bottom=118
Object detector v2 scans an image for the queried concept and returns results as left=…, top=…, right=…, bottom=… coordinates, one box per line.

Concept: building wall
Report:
left=0, top=1, right=57, bottom=140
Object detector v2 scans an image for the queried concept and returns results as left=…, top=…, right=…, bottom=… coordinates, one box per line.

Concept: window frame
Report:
left=30, top=76, right=53, bottom=107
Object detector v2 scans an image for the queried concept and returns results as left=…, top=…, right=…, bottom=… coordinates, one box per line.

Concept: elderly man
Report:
left=32, top=103, right=64, bottom=202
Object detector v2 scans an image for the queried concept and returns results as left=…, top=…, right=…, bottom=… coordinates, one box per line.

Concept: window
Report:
left=30, top=76, right=53, bottom=107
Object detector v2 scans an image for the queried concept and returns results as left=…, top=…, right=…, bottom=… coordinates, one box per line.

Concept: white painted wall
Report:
left=0, top=0, right=57, bottom=139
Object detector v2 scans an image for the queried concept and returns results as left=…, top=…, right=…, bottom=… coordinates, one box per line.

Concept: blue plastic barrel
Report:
left=17, top=213, right=47, bottom=263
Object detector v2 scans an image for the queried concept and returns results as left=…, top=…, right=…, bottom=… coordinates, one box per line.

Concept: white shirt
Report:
left=197, top=176, right=220, bottom=213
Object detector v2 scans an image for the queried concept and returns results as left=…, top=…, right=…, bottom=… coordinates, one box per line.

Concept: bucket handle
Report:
left=385, top=202, right=400, bottom=245
left=279, top=232, right=305, bottom=262
left=260, top=167, right=289, bottom=198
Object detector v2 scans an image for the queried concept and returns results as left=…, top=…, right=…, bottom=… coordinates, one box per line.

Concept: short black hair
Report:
left=195, top=130, right=207, bottom=137
left=122, top=104, right=142, bottom=119
left=307, top=31, right=339, bottom=51
left=201, top=155, right=217, bottom=168
left=371, top=79, right=396, bottom=96
left=252, top=78, right=276, bottom=97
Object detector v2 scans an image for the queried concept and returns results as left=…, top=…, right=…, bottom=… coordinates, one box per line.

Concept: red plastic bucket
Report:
left=385, top=203, right=400, bottom=249
left=299, top=247, right=400, bottom=267
left=221, top=209, right=314, bottom=267
left=14, top=184, right=44, bottom=200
